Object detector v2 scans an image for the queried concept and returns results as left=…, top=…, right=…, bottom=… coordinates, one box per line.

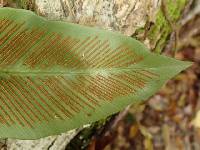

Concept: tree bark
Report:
left=1, top=0, right=189, bottom=149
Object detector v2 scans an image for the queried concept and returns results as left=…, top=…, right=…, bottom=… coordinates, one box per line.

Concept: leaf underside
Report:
left=0, top=8, right=191, bottom=139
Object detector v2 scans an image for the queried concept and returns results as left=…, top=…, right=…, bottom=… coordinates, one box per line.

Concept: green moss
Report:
left=148, top=0, right=187, bottom=53
left=8, top=0, right=34, bottom=9
left=18, top=0, right=29, bottom=9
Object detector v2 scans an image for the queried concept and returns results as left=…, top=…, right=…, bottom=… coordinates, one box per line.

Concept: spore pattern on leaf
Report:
left=0, top=18, right=158, bottom=128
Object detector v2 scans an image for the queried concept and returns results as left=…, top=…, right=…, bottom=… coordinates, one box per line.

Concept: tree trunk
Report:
left=0, top=0, right=189, bottom=149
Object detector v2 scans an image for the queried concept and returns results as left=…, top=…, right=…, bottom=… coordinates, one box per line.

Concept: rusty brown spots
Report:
left=0, top=21, right=25, bottom=47
left=0, top=81, right=28, bottom=127
left=1, top=80, right=34, bottom=128
left=62, top=76, right=100, bottom=107
left=44, top=77, right=80, bottom=114
left=59, top=77, right=96, bottom=111
left=26, top=77, right=62, bottom=119
left=0, top=19, right=14, bottom=34
left=10, top=77, right=43, bottom=122
left=0, top=19, right=159, bottom=129
left=36, top=78, right=73, bottom=119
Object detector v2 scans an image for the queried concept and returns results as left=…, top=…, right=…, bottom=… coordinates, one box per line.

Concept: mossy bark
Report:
left=1, top=0, right=189, bottom=149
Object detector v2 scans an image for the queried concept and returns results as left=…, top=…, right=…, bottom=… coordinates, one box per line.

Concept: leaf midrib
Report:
left=0, top=63, right=190, bottom=76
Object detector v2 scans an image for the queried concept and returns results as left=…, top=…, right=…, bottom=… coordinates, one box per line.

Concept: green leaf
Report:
left=0, top=7, right=191, bottom=139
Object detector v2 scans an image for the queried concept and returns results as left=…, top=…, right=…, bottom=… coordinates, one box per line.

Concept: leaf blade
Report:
left=0, top=7, right=191, bottom=139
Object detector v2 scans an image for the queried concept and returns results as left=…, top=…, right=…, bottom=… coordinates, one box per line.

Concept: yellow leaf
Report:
left=192, top=110, right=200, bottom=128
